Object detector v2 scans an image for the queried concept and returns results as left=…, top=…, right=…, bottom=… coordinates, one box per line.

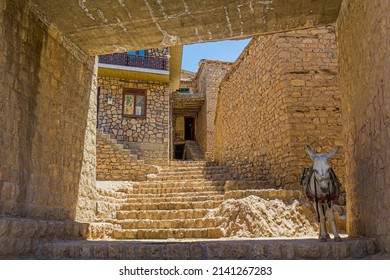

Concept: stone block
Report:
left=291, top=79, right=306, bottom=86
left=0, top=182, right=16, bottom=200
left=0, top=167, right=11, bottom=181
left=0, top=218, right=11, bottom=237
left=295, top=242, right=321, bottom=259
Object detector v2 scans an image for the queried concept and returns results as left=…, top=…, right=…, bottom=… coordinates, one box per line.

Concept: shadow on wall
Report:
left=0, top=0, right=97, bottom=258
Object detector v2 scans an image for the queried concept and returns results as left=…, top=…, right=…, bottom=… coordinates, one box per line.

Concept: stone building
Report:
left=214, top=26, right=343, bottom=190
left=96, top=47, right=182, bottom=179
left=194, top=60, right=233, bottom=161
left=172, top=60, right=232, bottom=161
left=96, top=52, right=233, bottom=167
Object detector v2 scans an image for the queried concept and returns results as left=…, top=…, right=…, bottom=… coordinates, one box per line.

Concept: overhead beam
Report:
left=29, top=0, right=342, bottom=55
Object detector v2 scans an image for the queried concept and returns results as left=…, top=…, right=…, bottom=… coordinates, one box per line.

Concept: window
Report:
left=179, top=88, right=190, bottom=93
left=123, top=89, right=146, bottom=117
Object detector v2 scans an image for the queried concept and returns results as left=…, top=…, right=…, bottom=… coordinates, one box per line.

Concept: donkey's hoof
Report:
left=334, top=236, right=342, bottom=242
left=319, top=237, right=327, bottom=242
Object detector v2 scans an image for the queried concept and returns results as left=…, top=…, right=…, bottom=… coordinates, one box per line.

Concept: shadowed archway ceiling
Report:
left=29, top=0, right=342, bottom=55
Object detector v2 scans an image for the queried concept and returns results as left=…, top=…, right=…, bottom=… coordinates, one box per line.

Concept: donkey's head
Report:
left=306, top=145, right=339, bottom=193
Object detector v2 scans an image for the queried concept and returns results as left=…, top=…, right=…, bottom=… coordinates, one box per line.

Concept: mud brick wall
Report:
left=337, top=0, right=390, bottom=252
left=0, top=0, right=97, bottom=220
left=195, top=60, right=232, bottom=161
left=97, top=77, right=169, bottom=162
left=214, top=26, right=343, bottom=190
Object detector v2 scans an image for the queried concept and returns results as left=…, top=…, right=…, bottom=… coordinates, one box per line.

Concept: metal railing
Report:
left=98, top=53, right=169, bottom=71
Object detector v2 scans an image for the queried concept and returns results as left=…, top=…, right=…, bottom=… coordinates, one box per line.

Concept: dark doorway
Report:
left=174, top=144, right=185, bottom=160
left=185, top=117, right=195, bottom=140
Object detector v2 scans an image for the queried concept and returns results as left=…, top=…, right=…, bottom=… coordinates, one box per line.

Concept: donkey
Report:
left=302, top=145, right=341, bottom=242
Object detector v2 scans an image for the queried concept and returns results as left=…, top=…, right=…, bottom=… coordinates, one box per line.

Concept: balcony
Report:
left=98, top=53, right=169, bottom=71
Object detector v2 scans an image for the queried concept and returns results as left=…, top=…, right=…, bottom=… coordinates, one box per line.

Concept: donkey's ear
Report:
left=325, top=147, right=339, bottom=160
left=306, top=145, right=316, bottom=160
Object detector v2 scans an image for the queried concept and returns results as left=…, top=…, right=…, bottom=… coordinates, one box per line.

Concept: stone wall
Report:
left=97, top=77, right=170, bottom=163
left=179, top=70, right=197, bottom=94
left=174, top=116, right=185, bottom=142
left=96, top=131, right=158, bottom=181
left=195, top=60, right=232, bottom=161
left=147, top=48, right=169, bottom=60
left=0, top=0, right=96, bottom=220
left=214, top=26, right=343, bottom=190
left=179, top=79, right=196, bottom=93
left=75, top=56, right=98, bottom=223
left=337, top=0, right=390, bottom=252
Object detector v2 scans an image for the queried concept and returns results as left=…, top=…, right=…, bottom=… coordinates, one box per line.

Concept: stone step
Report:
left=160, top=163, right=218, bottom=171
left=35, top=237, right=379, bottom=259
left=185, top=142, right=205, bottom=161
left=120, top=200, right=222, bottom=211
left=120, top=217, right=224, bottom=229
left=129, top=185, right=225, bottom=195
left=124, top=190, right=224, bottom=199
left=166, top=162, right=221, bottom=167
left=162, top=164, right=220, bottom=170
left=116, top=209, right=210, bottom=220
left=148, top=173, right=232, bottom=181
left=132, top=180, right=226, bottom=188
left=124, top=194, right=224, bottom=204
left=112, top=227, right=224, bottom=239
left=176, top=160, right=210, bottom=164
left=158, top=167, right=231, bottom=176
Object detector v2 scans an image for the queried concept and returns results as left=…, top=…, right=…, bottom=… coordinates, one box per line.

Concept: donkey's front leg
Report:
left=326, top=205, right=341, bottom=242
left=318, top=204, right=327, bottom=242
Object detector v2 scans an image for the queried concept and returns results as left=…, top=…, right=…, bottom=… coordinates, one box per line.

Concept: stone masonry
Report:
left=97, top=77, right=170, bottom=163
left=147, top=48, right=170, bottom=61
left=337, top=0, right=390, bottom=252
left=195, top=60, right=232, bottom=161
left=0, top=0, right=96, bottom=220
left=214, top=26, right=343, bottom=190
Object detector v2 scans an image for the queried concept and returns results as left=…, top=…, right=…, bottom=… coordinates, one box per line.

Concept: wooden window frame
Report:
left=122, top=88, right=147, bottom=118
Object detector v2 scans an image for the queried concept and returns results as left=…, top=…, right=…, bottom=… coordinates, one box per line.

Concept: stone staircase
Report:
left=184, top=140, right=204, bottom=160
left=97, top=129, right=140, bottom=162
left=23, top=160, right=383, bottom=259
left=111, top=161, right=231, bottom=239
left=98, top=128, right=168, bottom=164
left=96, top=130, right=158, bottom=181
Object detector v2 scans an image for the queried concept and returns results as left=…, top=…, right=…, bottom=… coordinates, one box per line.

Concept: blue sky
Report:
left=181, top=38, right=252, bottom=73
